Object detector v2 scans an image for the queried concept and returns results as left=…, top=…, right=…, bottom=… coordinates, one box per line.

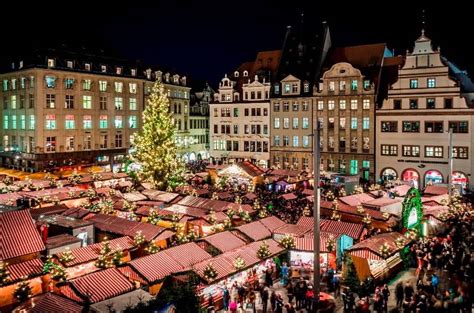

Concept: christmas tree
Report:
left=112, top=249, right=124, bottom=267
left=145, top=241, right=160, bottom=254
left=14, top=277, right=32, bottom=302
left=131, top=80, right=184, bottom=190
left=147, top=209, right=162, bottom=225
left=257, top=241, right=271, bottom=259
left=59, top=247, right=75, bottom=264
left=134, top=231, right=146, bottom=247
left=0, top=261, right=11, bottom=287
left=343, top=255, right=360, bottom=293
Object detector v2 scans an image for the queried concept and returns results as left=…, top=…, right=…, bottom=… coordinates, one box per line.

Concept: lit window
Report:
left=99, top=115, right=108, bottom=129
left=100, top=135, right=108, bottom=149
left=115, top=116, right=123, bottom=128
left=129, top=98, right=137, bottom=110
left=284, top=83, right=291, bottom=93
left=283, top=118, right=289, bottom=129
left=410, top=79, right=418, bottom=89
left=340, top=117, right=346, bottom=129
left=11, top=79, right=16, bottom=90
left=3, top=115, right=8, bottom=129
left=46, top=137, right=56, bottom=152
left=45, top=76, right=56, bottom=88
left=328, top=100, right=335, bottom=110
left=350, top=160, right=358, bottom=175
left=351, top=117, right=358, bottom=129
left=47, top=59, right=55, bottom=67
left=84, top=136, right=92, bottom=150
left=115, top=97, right=123, bottom=110
left=83, top=95, right=92, bottom=109
left=318, top=101, right=324, bottom=110
left=339, top=100, right=346, bottom=110
left=10, top=95, right=17, bottom=109
left=131, top=69, right=137, bottom=76
left=67, top=61, right=74, bottom=68
left=129, top=83, right=137, bottom=94
left=29, top=115, right=35, bottom=129
left=65, top=115, right=75, bottom=129
left=20, top=115, right=25, bottom=129
left=85, top=63, right=91, bottom=71
left=302, top=117, right=309, bottom=129
left=329, top=81, right=335, bottom=91
left=363, top=99, right=370, bottom=109
left=115, top=82, right=123, bottom=93
left=363, top=117, right=370, bottom=129
left=339, top=81, right=346, bottom=91
left=46, top=94, right=56, bottom=109
left=129, top=116, right=137, bottom=128
left=65, top=78, right=75, bottom=89
left=302, top=136, right=309, bottom=147
left=101, top=65, right=107, bottom=72
left=351, top=80, right=358, bottom=91
left=45, top=114, right=56, bottom=129
left=427, top=78, right=436, bottom=88
left=99, top=80, right=107, bottom=92
left=363, top=80, right=370, bottom=89
left=66, top=136, right=75, bottom=151
left=20, top=77, right=26, bottom=89
left=293, top=117, right=299, bottom=129
left=2, top=79, right=8, bottom=91
left=274, top=118, right=280, bottom=129
left=65, top=95, right=74, bottom=109
left=83, top=115, right=92, bottom=129
left=293, top=136, right=299, bottom=147
left=304, top=82, right=309, bottom=92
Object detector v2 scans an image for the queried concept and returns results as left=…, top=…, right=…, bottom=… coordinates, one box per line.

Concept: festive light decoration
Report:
left=59, top=247, right=75, bottom=263
left=148, top=209, right=162, bottom=225
left=362, top=213, right=372, bottom=226
left=405, top=229, right=419, bottom=241
left=134, top=231, right=146, bottom=246
left=279, top=234, right=296, bottom=250
left=330, top=200, right=341, bottom=221
left=327, top=235, right=336, bottom=252
left=258, top=209, right=268, bottom=218
left=130, top=80, right=185, bottom=190
left=122, top=200, right=137, bottom=212
left=233, top=256, right=246, bottom=270
left=210, top=222, right=224, bottom=233
left=401, top=187, right=423, bottom=231
left=0, top=261, right=11, bottom=287
left=395, top=236, right=407, bottom=249
left=226, top=209, right=236, bottom=219
left=338, top=187, right=347, bottom=197
left=112, top=249, right=124, bottom=267
left=369, top=184, right=381, bottom=191
left=43, top=257, right=67, bottom=282
left=356, top=204, right=365, bottom=215
left=170, top=213, right=180, bottom=232
left=326, top=190, right=335, bottom=201
left=92, top=173, right=103, bottom=182
left=86, top=188, right=97, bottom=199
left=256, top=241, right=271, bottom=259
left=223, top=217, right=232, bottom=230
left=211, top=192, right=219, bottom=200
left=203, top=263, right=218, bottom=281
left=187, top=229, right=198, bottom=241
left=98, top=198, right=115, bottom=215
left=13, top=277, right=32, bottom=302
left=353, top=185, right=364, bottom=194
left=379, top=243, right=392, bottom=259
left=208, top=209, right=217, bottom=224
left=382, top=212, right=390, bottom=219
left=67, top=171, right=82, bottom=185
left=145, top=241, right=160, bottom=254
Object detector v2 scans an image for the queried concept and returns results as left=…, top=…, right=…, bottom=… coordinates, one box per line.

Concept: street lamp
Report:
left=312, top=127, right=321, bottom=312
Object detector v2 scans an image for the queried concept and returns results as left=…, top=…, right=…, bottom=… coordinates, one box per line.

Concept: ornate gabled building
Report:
left=270, top=18, right=331, bottom=171
left=209, top=50, right=281, bottom=168
left=376, top=31, right=474, bottom=190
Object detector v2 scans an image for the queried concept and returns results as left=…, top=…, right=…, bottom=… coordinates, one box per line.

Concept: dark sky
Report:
left=1, top=1, right=471, bottom=87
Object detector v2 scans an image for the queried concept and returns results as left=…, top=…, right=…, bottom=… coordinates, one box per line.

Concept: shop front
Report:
left=401, top=169, right=419, bottom=188
left=381, top=168, right=397, bottom=182
left=424, top=170, right=443, bottom=185
left=452, top=171, right=469, bottom=190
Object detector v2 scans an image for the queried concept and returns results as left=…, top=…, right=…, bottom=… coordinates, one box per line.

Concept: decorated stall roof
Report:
left=243, top=192, right=257, bottom=200
left=46, top=234, right=82, bottom=250
left=348, top=232, right=406, bottom=260
left=57, top=236, right=134, bottom=267
left=0, top=209, right=45, bottom=261
left=273, top=224, right=311, bottom=237
left=258, top=216, right=286, bottom=232
left=424, top=185, right=448, bottom=196
left=0, top=192, right=23, bottom=205
left=126, top=251, right=185, bottom=283
left=164, top=242, right=212, bottom=269
left=296, top=217, right=364, bottom=240
left=422, top=194, right=449, bottom=205
left=141, top=189, right=180, bottom=203
left=339, top=193, right=374, bottom=207
left=279, top=193, right=298, bottom=201
left=423, top=205, right=450, bottom=221
left=177, top=196, right=229, bottom=212
left=202, top=231, right=247, bottom=253
left=319, top=200, right=390, bottom=221
left=7, top=258, right=44, bottom=282
left=389, top=184, right=412, bottom=197
left=30, top=204, right=69, bottom=219
left=91, top=289, right=153, bottom=313
left=164, top=204, right=208, bottom=217
left=293, top=232, right=338, bottom=252
left=203, top=211, right=228, bottom=224
left=225, top=203, right=255, bottom=214
left=61, top=268, right=134, bottom=304
left=12, top=293, right=84, bottom=313
left=362, top=197, right=401, bottom=208
left=218, top=161, right=265, bottom=178
left=121, top=192, right=148, bottom=202
left=236, top=221, right=272, bottom=241
left=217, top=192, right=233, bottom=201
left=61, top=207, right=91, bottom=219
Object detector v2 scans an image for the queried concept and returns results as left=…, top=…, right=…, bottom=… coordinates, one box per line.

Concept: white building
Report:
left=376, top=31, right=474, bottom=190
left=210, top=74, right=270, bottom=168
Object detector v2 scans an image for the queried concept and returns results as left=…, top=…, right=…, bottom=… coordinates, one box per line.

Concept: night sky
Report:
left=1, top=1, right=471, bottom=87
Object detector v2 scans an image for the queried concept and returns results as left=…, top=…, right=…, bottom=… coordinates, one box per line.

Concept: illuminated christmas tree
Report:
left=13, top=277, right=32, bottom=302
left=59, top=247, right=75, bottom=264
left=256, top=241, right=271, bottom=259
left=112, top=249, right=124, bottom=267
left=0, top=261, right=11, bottom=287
left=130, top=80, right=184, bottom=190
left=147, top=209, right=162, bottom=225
left=134, top=231, right=146, bottom=246
left=145, top=241, right=160, bottom=254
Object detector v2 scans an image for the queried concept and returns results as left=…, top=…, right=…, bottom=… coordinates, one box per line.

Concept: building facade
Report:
left=314, top=62, right=375, bottom=180
left=376, top=32, right=474, bottom=190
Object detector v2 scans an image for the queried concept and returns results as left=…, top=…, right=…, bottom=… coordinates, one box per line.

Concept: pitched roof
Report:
left=293, top=232, right=337, bottom=252
left=273, top=224, right=311, bottom=237
left=12, top=293, right=84, bottom=313
left=164, top=242, right=212, bottom=268
left=202, top=231, right=247, bottom=253
left=66, top=268, right=134, bottom=304
left=177, top=195, right=229, bottom=212
left=348, top=232, right=405, bottom=260
left=8, top=258, right=44, bottom=282
left=236, top=221, right=272, bottom=241
left=424, top=185, right=448, bottom=196
left=0, top=209, right=45, bottom=261
left=258, top=216, right=286, bottom=232
left=339, top=193, right=374, bottom=207
left=127, top=250, right=185, bottom=283
left=296, top=217, right=364, bottom=239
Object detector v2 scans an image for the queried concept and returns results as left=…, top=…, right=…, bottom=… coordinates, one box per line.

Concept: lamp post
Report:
left=448, top=128, right=453, bottom=197
left=312, top=127, right=321, bottom=312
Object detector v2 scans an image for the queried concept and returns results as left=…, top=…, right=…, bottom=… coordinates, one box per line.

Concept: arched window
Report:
left=243, top=70, right=248, bottom=77
left=234, top=71, right=239, bottom=77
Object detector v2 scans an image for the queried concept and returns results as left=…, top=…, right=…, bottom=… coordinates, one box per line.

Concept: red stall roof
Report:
left=236, top=221, right=272, bottom=241
left=296, top=217, right=364, bottom=240
left=127, top=251, right=185, bottom=283
left=164, top=242, right=212, bottom=269
left=13, top=293, right=84, bottom=313
left=258, top=216, right=285, bottom=232
left=202, top=231, right=247, bottom=253
left=348, top=232, right=405, bottom=260
left=8, top=258, right=44, bottom=282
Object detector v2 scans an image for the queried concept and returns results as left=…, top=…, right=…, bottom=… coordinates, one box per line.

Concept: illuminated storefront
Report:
left=381, top=168, right=397, bottom=181
left=424, top=170, right=443, bottom=185
left=401, top=169, right=419, bottom=188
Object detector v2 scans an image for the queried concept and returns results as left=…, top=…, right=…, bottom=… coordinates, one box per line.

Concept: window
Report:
left=65, top=115, right=75, bottom=129
left=273, top=117, right=280, bottom=129
left=45, top=76, right=56, bottom=88
left=284, top=83, right=290, bottom=94
left=83, top=79, right=92, bottom=90
left=283, top=118, right=289, bottom=129
left=444, top=98, right=453, bottom=109
left=129, top=83, right=137, bottom=94
left=47, top=59, right=55, bottom=67
left=363, top=99, right=370, bottom=109
left=20, top=77, right=26, bottom=89
left=129, top=98, right=137, bottom=110
left=46, top=94, right=56, bottom=108
left=3, top=96, right=7, bottom=109
left=409, top=99, right=418, bottom=109
left=263, top=125, right=268, bottom=134
left=339, top=81, right=346, bottom=91
left=339, top=100, right=346, bottom=110
left=233, top=125, right=239, bottom=134
left=67, top=61, right=74, bottom=68
left=83, top=95, right=92, bottom=109
left=425, top=146, right=443, bottom=158
left=10, top=95, right=16, bottom=109
left=45, top=114, right=56, bottom=129
left=318, top=118, right=324, bottom=129
left=46, top=137, right=56, bottom=152
left=115, top=82, right=123, bottom=93
left=263, top=108, right=268, bottom=116
left=292, top=117, right=299, bottom=129
left=317, top=101, right=324, bottom=110
left=425, top=121, right=443, bottom=133
left=351, top=80, right=358, bottom=91
left=402, top=145, right=420, bottom=157
left=394, top=99, right=401, bottom=110
left=244, top=108, right=249, bottom=116
left=83, top=136, right=92, bottom=150
left=115, top=134, right=123, bottom=148
left=283, top=136, right=289, bottom=146
left=115, top=97, right=123, bottom=110
left=244, top=125, right=249, bottom=134
left=427, top=78, right=436, bottom=88
left=293, top=136, right=299, bottom=147
left=410, top=79, right=418, bottom=89
left=2, top=79, right=8, bottom=91
left=11, top=115, right=16, bottom=129
left=351, top=99, right=358, bottom=110
left=29, top=115, right=35, bottom=129
left=274, top=136, right=280, bottom=146
left=339, top=137, right=346, bottom=150
left=403, top=121, right=420, bottom=132
left=381, top=144, right=398, bottom=156
left=283, top=102, right=289, bottom=111
left=449, top=121, right=468, bottom=133
left=213, top=125, right=218, bottom=134
left=350, top=160, right=358, bottom=175
left=273, top=102, right=280, bottom=111
left=363, top=80, right=370, bottom=89
left=65, top=95, right=74, bottom=109
left=20, top=115, right=25, bottom=129
left=363, top=117, right=370, bottom=129
left=329, top=81, right=335, bottom=91
left=340, top=117, right=346, bottom=129
left=453, top=146, right=468, bottom=159
left=99, top=80, right=107, bottom=92
left=291, top=83, right=299, bottom=93
left=302, top=101, right=309, bottom=111
left=302, top=117, right=309, bottom=129
left=302, top=136, right=309, bottom=147
left=233, top=108, right=239, bottom=117
left=115, top=116, right=123, bottom=128
left=351, top=118, right=358, bottom=129
left=100, top=96, right=107, bottom=110
left=100, top=135, right=108, bottom=149
left=329, top=118, right=335, bottom=129
left=29, top=94, right=34, bottom=108
left=65, top=78, right=75, bottom=89
left=274, top=84, right=280, bottom=94
left=3, top=116, right=8, bottom=129
left=66, top=136, right=75, bottom=151
left=426, top=98, right=435, bottom=109
left=29, top=76, right=35, bottom=88
left=328, top=100, right=335, bottom=110
left=99, top=115, right=108, bottom=128
left=304, top=82, right=309, bottom=92
left=381, top=121, right=397, bottom=132
left=129, top=116, right=137, bottom=128
left=292, top=102, right=299, bottom=111
left=100, top=65, right=107, bottom=73
left=83, top=115, right=92, bottom=129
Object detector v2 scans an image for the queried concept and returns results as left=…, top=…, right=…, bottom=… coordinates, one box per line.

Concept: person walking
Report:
left=431, top=273, right=439, bottom=294
left=395, top=281, right=404, bottom=308
left=222, top=286, right=230, bottom=311
left=261, top=287, right=269, bottom=313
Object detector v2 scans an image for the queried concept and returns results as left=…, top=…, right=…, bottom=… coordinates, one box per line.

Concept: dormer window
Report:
left=274, top=84, right=280, bottom=94
left=225, top=94, right=232, bottom=101
left=329, top=81, right=335, bottom=91
left=303, top=82, right=309, bottom=92
left=19, top=61, right=24, bottom=69
left=243, top=70, right=248, bottom=77
left=67, top=61, right=73, bottom=69
left=234, top=71, right=239, bottom=78
left=85, top=63, right=91, bottom=71
left=131, top=69, right=137, bottom=77
left=47, top=59, right=55, bottom=68
left=284, top=83, right=291, bottom=94
left=165, top=73, right=170, bottom=82
left=173, top=75, right=179, bottom=84
left=363, top=80, right=370, bottom=89
left=145, top=69, right=151, bottom=80
left=101, top=65, right=107, bottom=73
left=116, top=67, right=122, bottom=75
